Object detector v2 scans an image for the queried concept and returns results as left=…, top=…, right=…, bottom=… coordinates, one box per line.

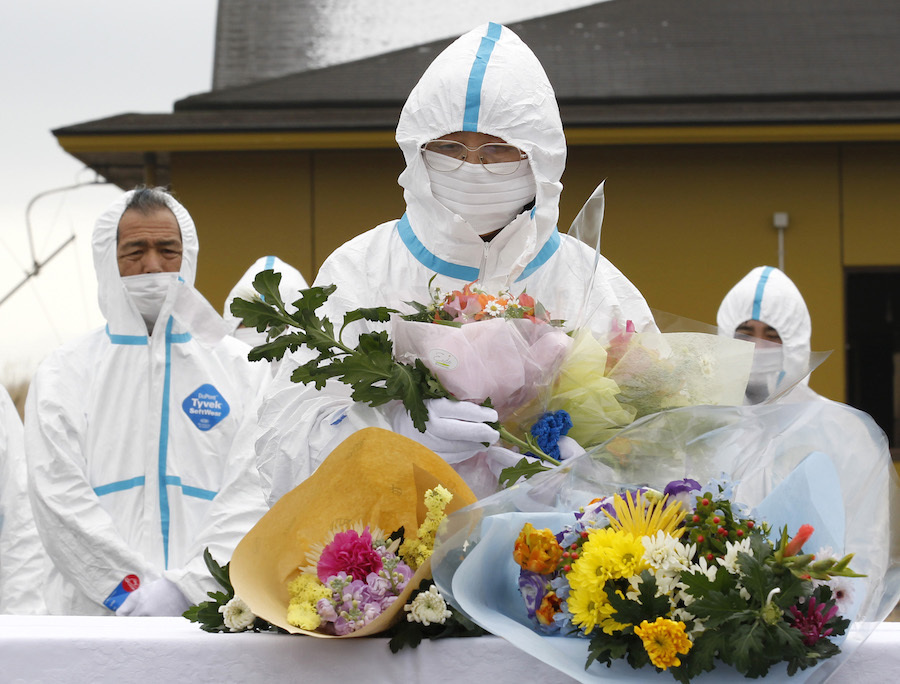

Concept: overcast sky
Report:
left=0, top=0, right=602, bottom=386
left=0, top=1, right=220, bottom=383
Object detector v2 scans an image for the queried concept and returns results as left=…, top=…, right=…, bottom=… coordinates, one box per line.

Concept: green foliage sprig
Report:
left=183, top=549, right=280, bottom=633
left=230, top=271, right=452, bottom=432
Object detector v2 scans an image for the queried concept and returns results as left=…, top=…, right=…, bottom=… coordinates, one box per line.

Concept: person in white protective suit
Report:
left=24, top=187, right=269, bottom=616
left=223, top=255, right=309, bottom=350
left=717, top=265, right=820, bottom=404
left=254, top=23, right=657, bottom=502
left=0, top=386, right=47, bottom=614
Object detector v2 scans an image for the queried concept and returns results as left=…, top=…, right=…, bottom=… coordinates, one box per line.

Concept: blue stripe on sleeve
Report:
left=94, top=476, right=146, bottom=497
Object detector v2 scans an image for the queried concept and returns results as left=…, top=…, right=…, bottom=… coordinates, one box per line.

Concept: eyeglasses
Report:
left=421, top=139, right=528, bottom=175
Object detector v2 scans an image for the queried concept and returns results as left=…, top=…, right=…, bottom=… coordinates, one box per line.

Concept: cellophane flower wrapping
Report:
left=532, top=326, right=756, bottom=449
left=391, top=315, right=572, bottom=421
left=431, top=401, right=900, bottom=682
left=229, top=427, right=477, bottom=638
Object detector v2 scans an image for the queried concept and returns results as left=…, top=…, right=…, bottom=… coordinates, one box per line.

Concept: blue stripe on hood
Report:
left=752, top=266, right=775, bottom=320
left=397, top=213, right=559, bottom=282
left=463, top=23, right=503, bottom=132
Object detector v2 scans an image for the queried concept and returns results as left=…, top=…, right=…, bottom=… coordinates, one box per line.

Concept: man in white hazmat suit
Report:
left=25, top=187, right=269, bottom=616
left=0, top=386, right=47, bottom=614
left=717, top=265, right=820, bottom=404
left=224, top=255, right=309, bottom=350
left=255, top=23, right=656, bottom=502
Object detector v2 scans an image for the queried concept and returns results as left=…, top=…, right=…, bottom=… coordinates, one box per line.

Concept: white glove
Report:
left=390, top=397, right=499, bottom=464
left=116, top=578, right=190, bottom=617
left=557, top=436, right=586, bottom=461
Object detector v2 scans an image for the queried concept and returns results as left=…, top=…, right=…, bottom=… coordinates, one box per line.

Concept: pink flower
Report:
left=317, top=527, right=383, bottom=583
left=443, top=292, right=481, bottom=321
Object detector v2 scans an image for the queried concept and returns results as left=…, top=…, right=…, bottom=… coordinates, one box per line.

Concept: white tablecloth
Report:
left=0, top=616, right=896, bottom=683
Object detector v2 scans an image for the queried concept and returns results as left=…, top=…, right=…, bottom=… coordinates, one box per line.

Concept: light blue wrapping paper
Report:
left=433, top=402, right=900, bottom=683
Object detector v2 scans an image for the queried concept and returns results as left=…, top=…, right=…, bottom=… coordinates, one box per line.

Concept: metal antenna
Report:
left=0, top=178, right=110, bottom=307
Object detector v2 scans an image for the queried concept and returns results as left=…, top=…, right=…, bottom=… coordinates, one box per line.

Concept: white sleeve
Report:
left=254, top=359, right=391, bottom=507
left=24, top=364, right=156, bottom=611
left=0, top=389, right=48, bottom=614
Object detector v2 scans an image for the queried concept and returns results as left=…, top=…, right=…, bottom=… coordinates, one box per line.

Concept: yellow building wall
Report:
left=169, top=149, right=407, bottom=312
left=842, top=143, right=900, bottom=266
left=162, top=140, right=900, bottom=403
left=563, top=143, right=845, bottom=400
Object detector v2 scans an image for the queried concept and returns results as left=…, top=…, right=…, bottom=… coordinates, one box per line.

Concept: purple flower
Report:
left=664, top=478, right=701, bottom=498
left=789, top=596, right=840, bottom=646
left=316, top=597, right=338, bottom=622
left=518, top=569, right=549, bottom=620
left=664, top=478, right=702, bottom=509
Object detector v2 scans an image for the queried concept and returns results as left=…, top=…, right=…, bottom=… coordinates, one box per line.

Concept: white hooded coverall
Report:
left=0, top=386, right=47, bottom=614
left=25, top=191, right=269, bottom=615
left=223, top=255, right=309, bottom=350
left=717, top=265, right=818, bottom=402
left=255, top=23, right=656, bottom=503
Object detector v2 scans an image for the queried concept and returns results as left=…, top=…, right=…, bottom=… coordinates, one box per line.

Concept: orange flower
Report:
left=535, top=591, right=563, bottom=625
left=785, top=524, right=815, bottom=557
left=513, top=522, right=563, bottom=574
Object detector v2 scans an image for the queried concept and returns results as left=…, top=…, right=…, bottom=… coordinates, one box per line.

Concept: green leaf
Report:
left=202, top=548, right=233, bottom=595
left=586, top=631, right=631, bottom=669
left=604, top=575, right=669, bottom=625
left=498, top=458, right=551, bottom=488
left=340, top=307, right=400, bottom=342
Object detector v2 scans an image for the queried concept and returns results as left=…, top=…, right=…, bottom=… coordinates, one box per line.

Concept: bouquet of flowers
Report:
left=431, top=401, right=900, bottom=683
left=284, top=482, right=451, bottom=635
left=227, top=426, right=479, bottom=639
left=533, top=322, right=757, bottom=450
left=512, top=478, right=860, bottom=682
left=392, top=280, right=572, bottom=421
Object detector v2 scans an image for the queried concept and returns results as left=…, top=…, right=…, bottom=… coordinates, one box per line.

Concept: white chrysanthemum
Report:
left=817, top=575, right=856, bottom=614
left=404, top=585, right=451, bottom=626
left=717, top=538, right=752, bottom=574
left=686, top=555, right=718, bottom=583
left=653, top=572, right=682, bottom=598
left=219, top=596, right=256, bottom=632
left=483, top=299, right=509, bottom=317
left=642, top=531, right=694, bottom=574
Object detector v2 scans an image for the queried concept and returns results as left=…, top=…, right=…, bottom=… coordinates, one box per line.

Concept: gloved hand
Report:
left=557, top=436, right=586, bottom=461
left=390, top=397, right=499, bottom=464
left=115, top=578, right=190, bottom=617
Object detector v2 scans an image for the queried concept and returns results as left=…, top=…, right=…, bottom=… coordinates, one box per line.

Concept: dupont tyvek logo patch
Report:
left=182, top=384, right=230, bottom=431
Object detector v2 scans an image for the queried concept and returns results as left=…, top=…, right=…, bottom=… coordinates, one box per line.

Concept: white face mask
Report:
left=744, top=345, right=784, bottom=404
left=424, top=151, right=537, bottom=235
left=122, top=272, right=179, bottom=333
left=232, top=326, right=268, bottom=348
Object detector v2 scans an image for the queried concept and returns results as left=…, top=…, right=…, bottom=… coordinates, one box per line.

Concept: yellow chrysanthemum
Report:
left=566, top=528, right=647, bottom=635
left=287, top=573, right=330, bottom=604
left=605, top=492, right=685, bottom=540
left=634, top=617, right=693, bottom=670
left=573, top=527, right=649, bottom=582
left=567, top=582, right=617, bottom=635
left=287, top=601, right=322, bottom=631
